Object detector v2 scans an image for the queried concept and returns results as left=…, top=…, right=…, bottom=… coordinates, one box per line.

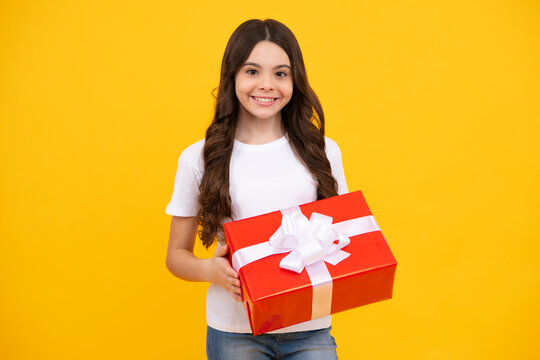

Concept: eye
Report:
left=246, top=69, right=258, bottom=75
left=276, top=71, right=288, bottom=78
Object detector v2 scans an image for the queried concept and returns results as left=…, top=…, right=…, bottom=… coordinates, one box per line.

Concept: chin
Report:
left=250, top=111, right=281, bottom=120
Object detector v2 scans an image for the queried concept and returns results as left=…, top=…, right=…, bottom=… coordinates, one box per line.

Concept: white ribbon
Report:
left=269, top=209, right=351, bottom=273
left=231, top=206, right=380, bottom=320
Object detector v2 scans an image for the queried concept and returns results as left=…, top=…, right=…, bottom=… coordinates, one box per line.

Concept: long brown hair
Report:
left=197, top=19, right=338, bottom=247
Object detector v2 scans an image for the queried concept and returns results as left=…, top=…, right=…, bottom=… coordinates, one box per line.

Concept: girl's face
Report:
left=235, top=41, right=293, bottom=122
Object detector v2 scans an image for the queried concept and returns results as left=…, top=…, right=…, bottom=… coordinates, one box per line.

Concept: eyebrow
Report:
left=242, top=62, right=291, bottom=70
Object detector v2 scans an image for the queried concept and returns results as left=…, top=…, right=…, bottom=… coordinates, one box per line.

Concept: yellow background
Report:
left=1, top=0, right=538, bottom=359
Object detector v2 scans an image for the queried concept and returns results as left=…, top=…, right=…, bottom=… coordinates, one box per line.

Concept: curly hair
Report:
left=197, top=19, right=338, bottom=247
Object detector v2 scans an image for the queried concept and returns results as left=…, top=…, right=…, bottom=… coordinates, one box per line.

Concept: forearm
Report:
left=166, top=248, right=214, bottom=283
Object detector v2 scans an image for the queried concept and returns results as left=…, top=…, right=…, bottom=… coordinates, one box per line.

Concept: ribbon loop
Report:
left=298, top=237, right=325, bottom=265
left=269, top=230, right=298, bottom=249
left=269, top=210, right=352, bottom=273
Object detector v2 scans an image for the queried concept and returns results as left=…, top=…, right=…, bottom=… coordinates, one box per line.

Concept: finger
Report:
left=225, top=268, right=239, bottom=279
left=228, top=277, right=241, bottom=288
left=229, top=283, right=242, bottom=293
left=214, top=243, right=229, bottom=257
left=228, top=280, right=242, bottom=295
left=229, top=289, right=243, bottom=302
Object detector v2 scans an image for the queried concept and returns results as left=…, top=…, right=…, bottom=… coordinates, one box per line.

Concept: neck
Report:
left=235, top=107, right=285, bottom=145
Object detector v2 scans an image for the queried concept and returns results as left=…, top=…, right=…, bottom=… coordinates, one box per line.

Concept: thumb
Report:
left=214, top=243, right=229, bottom=257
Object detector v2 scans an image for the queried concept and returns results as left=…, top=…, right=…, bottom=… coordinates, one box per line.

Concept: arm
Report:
left=325, top=137, right=349, bottom=194
left=165, top=216, right=243, bottom=301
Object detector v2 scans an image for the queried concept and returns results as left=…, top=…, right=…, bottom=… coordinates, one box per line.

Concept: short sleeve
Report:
left=165, top=149, right=203, bottom=217
left=325, top=137, right=349, bottom=195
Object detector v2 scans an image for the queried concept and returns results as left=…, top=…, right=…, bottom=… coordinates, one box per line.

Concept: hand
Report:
left=208, top=243, right=243, bottom=302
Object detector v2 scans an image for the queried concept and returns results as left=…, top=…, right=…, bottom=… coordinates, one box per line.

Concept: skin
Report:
left=166, top=217, right=242, bottom=301
left=166, top=40, right=294, bottom=302
left=234, top=41, right=293, bottom=144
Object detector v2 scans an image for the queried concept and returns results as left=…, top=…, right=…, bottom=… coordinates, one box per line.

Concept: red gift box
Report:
left=224, top=190, right=397, bottom=335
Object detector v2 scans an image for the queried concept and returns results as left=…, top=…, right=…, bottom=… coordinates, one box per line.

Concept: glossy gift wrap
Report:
left=224, top=191, right=397, bottom=335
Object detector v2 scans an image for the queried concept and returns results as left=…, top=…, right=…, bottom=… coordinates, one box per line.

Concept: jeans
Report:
left=206, top=326, right=338, bottom=360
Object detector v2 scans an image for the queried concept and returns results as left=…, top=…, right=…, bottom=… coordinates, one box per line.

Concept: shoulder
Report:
left=178, top=139, right=205, bottom=173
left=181, top=138, right=205, bottom=159
left=324, top=136, right=342, bottom=158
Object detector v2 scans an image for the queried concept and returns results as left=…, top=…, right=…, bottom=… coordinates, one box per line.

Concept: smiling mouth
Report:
left=251, top=96, right=279, bottom=103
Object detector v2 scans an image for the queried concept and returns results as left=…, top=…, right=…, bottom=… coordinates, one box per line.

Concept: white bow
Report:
left=269, top=211, right=351, bottom=273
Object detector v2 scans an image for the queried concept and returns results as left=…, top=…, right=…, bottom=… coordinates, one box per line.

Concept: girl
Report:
left=165, top=19, right=348, bottom=360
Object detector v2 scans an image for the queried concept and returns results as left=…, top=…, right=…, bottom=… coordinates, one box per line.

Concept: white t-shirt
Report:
left=165, top=135, right=348, bottom=333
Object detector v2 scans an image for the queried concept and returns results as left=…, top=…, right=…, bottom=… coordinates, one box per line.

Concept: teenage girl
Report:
left=165, top=19, right=348, bottom=360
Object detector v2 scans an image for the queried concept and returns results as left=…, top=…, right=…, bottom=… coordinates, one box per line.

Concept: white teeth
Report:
left=253, top=97, right=276, bottom=103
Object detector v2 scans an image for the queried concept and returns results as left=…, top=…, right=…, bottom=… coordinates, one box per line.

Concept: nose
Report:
left=258, top=73, right=274, bottom=91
